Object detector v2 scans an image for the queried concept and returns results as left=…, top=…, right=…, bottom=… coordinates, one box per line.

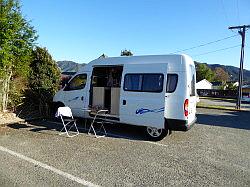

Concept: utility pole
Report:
left=228, top=25, right=250, bottom=110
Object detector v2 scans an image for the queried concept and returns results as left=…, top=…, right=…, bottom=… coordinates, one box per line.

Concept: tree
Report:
left=98, top=53, right=108, bottom=58
left=226, top=82, right=237, bottom=90
left=214, top=67, right=229, bottom=82
left=28, top=47, right=61, bottom=116
left=0, top=0, right=37, bottom=111
left=121, top=49, right=133, bottom=56
left=195, top=62, right=215, bottom=82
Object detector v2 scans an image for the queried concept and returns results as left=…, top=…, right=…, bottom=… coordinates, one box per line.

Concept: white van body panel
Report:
left=164, top=71, right=185, bottom=121
left=53, top=54, right=197, bottom=131
left=120, top=63, right=168, bottom=129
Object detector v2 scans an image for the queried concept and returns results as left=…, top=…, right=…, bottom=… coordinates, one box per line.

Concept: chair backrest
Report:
left=55, top=106, right=73, bottom=118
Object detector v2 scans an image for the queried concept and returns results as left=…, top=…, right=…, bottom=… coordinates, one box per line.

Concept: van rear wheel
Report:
left=145, top=126, right=167, bottom=141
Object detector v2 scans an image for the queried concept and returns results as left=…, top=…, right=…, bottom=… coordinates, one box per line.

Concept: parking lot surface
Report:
left=0, top=108, right=249, bottom=186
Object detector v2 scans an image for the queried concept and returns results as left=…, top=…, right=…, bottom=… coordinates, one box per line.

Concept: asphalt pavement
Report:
left=0, top=108, right=249, bottom=186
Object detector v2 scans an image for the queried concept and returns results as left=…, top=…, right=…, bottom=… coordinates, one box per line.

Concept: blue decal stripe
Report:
left=136, top=107, right=164, bottom=115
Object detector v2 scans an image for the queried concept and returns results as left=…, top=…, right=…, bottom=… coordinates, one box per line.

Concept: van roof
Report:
left=80, top=54, right=194, bottom=72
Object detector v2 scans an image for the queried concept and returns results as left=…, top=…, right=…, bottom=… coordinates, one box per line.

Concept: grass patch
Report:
left=197, top=103, right=244, bottom=111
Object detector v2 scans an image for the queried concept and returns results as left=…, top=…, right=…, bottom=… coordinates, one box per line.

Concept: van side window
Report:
left=64, top=74, right=87, bottom=91
left=190, top=65, right=196, bottom=96
left=190, top=74, right=196, bottom=96
left=166, top=74, right=178, bottom=93
left=124, top=74, right=163, bottom=92
left=124, top=74, right=143, bottom=91
left=142, top=74, right=163, bottom=92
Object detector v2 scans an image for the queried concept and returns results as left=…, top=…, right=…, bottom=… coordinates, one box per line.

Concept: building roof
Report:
left=196, top=79, right=212, bottom=85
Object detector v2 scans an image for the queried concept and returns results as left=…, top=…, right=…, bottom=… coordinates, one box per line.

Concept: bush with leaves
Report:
left=28, top=47, right=61, bottom=117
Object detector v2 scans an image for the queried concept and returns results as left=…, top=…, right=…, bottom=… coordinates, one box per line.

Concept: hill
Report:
left=57, top=60, right=250, bottom=83
left=57, top=61, right=85, bottom=72
left=195, top=61, right=250, bottom=82
left=206, top=64, right=250, bottom=82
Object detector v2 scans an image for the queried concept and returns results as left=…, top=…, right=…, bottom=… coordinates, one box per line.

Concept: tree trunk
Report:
left=1, top=71, right=12, bottom=111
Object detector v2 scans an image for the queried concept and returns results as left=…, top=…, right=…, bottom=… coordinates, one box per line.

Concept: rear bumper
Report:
left=165, top=117, right=196, bottom=131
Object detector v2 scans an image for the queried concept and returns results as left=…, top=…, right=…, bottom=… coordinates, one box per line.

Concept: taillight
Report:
left=184, top=99, right=189, bottom=117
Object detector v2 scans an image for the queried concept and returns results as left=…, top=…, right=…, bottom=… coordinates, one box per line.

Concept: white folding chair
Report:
left=88, top=109, right=108, bottom=138
left=55, top=106, right=79, bottom=137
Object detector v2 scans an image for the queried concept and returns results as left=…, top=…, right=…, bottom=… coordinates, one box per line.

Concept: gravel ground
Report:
left=0, top=112, right=24, bottom=125
left=0, top=108, right=249, bottom=186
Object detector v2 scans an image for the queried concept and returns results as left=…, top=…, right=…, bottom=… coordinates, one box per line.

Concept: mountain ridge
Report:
left=57, top=60, right=250, bottom=82
left=205, top=63, right=250, bottom=82
left=57, top=61, right=85, bottom=72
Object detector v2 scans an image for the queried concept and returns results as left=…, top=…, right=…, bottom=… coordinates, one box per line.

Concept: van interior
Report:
left=89, top=66, right=123, bottom=119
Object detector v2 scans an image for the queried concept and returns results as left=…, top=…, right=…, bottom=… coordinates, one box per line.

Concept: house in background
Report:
left=242, top=85, right=250, bottom=96
left=196, top=79, right=212, bottom=90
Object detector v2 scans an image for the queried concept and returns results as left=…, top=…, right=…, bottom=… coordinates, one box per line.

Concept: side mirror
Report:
left=61, top=76, right=71, bottom=89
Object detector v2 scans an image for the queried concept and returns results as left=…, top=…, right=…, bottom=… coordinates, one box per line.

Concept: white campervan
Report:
left=53, top=54, right=197, bottom=140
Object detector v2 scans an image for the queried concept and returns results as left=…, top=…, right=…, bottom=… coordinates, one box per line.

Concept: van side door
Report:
left=120, top=63, right=168, bottom=129
left=62, top=72, right=90, bottom=117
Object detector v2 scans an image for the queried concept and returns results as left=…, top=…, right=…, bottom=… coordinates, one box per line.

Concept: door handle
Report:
left=123, top=100, right=126, bottom=105
left=81, top=96, right=84, bottom=100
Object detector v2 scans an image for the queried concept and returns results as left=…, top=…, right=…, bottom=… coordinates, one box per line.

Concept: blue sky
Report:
left=22, top=0, right=250, bottom=70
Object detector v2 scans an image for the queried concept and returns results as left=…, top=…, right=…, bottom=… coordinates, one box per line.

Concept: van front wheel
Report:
left=145, top=126, right=167, bottom=141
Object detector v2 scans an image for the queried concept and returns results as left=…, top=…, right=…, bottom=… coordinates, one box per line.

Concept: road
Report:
left=0, top=108, right=249, bottom=186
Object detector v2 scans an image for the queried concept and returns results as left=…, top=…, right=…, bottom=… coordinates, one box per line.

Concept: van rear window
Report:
left=124, top=74, right=163, bottom=92
left=166, top=74, right=178, bottom=93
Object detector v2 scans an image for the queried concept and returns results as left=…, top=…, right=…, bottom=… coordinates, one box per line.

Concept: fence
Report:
left=197, top=89, right=237, bottom=99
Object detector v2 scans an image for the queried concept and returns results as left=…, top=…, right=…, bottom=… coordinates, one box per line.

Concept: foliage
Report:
left=121, top=49, right=133, bottom=56
left=218, top=82, right=227, bottom=90
left=226, top=82, right=238, bottom=91
left=195, top=62, right=215, bottom=82
left=28, top=47, right=61, bottom=116
left=98, top=54, right=108, bottom=58
left=8, top=76, right=28, bottom=110
left=0, top=0, right=37, bottom=111
left=214, top=67, right=229, bottom=82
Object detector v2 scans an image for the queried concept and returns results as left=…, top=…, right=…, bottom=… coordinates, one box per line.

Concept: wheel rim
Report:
left=147, top=127, right=162, bottom=138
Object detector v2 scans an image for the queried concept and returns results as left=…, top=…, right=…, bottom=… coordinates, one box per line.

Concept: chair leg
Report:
left=59, top=117, right=79, bottom=138
left=98, top=122, right=107, bottom=136
left=88, top=123, right=98, bottom=137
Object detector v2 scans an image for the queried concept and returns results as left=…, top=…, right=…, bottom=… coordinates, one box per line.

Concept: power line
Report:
left=171, top=34, right=238, bottom=53
left=192, top=44, right=240, bottom=57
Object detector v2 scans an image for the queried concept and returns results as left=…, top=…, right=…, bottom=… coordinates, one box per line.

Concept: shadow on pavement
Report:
left=197, top=111, right=250, bottom=130
left=7, top=119, right=147, bottom=141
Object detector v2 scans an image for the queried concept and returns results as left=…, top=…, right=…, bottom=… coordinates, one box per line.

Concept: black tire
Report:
left=145, top=126, right=168, bottom=141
